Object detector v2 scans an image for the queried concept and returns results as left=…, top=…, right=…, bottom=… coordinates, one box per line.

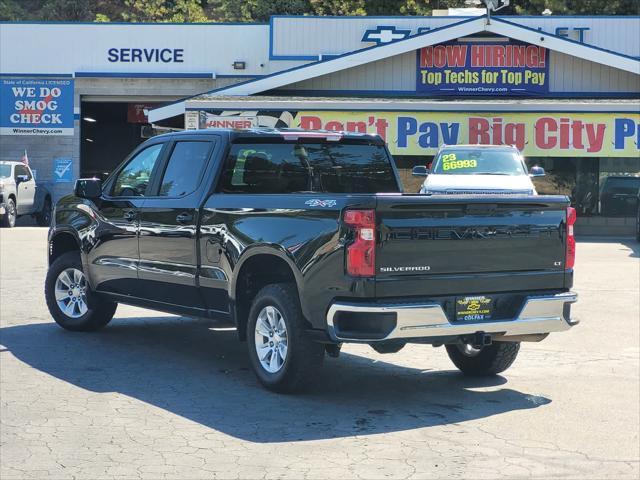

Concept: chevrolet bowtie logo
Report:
left=361, top=26, right=411, bottom=45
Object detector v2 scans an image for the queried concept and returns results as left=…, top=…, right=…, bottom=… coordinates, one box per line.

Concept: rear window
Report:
left=218, top=141, right=400, bottom=194
left=432, top=148, right=526, bottom=176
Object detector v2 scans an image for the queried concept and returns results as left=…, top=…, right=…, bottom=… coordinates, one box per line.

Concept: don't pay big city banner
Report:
left=296, top=111, right=640, bottom=157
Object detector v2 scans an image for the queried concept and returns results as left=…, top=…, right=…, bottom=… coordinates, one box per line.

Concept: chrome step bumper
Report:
left=326, top=292, right=578, bottom=342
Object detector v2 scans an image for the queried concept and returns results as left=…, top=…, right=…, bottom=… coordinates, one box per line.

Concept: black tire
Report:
left=445, top=341, right=520, bottom=376
left=1, top=198, right=16, bottom=228
left=246, top=283, right=324, bottom=393
left=45, top=251, right=117, bottom=331
left=36, top=196, right=52, bottom=227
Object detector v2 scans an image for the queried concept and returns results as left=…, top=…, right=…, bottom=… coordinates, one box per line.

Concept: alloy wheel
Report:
left=54, top=268, right=88, bottom=318
left=254, top=305, right=288, bottom=373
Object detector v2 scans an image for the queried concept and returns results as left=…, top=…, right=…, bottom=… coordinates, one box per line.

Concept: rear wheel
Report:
left=445, top=341, right=520, bottom=376
left=36, top=196, right=52, bottom=226
left=246, top=283, right=324, bottom=393
left=45, top=251, right=117, bottom=331
left=1, top=198, right=16, bottom=228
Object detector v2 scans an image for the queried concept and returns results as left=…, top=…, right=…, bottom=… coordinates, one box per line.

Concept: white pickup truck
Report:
left=0, top=161, right=52, bottom=228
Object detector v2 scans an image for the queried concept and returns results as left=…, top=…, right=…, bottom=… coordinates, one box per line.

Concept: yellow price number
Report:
left=442, top=153, right=477, bottom=171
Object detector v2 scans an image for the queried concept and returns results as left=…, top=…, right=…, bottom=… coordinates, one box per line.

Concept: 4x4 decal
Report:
left=305, top=199, right=337, bottom=208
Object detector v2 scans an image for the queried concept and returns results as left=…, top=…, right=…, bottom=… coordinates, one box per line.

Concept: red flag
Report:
left=21, top=149, right=29, bottom=166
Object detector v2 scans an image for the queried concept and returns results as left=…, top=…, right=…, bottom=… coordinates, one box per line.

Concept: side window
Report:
left=14, top=164, right=31, bottom=180
left=158, top=141, right=212, bottom=197
left=112, top=143, right=164, bottom=197
left=219, top=144, right=310, bottom=194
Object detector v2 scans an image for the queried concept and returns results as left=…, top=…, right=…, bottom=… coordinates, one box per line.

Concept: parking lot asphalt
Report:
left=1, top=227, right=638, bottom=480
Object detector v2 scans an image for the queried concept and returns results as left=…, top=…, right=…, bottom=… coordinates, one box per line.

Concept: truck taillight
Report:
left=344, top=209, right=376, bottom=277
left=566, top=206, right=577, bottom=270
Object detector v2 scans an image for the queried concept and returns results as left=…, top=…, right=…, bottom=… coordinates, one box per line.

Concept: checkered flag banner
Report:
left=200, top=110, right=298, bottom=129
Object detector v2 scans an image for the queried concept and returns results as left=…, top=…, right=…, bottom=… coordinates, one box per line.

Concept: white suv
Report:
left=413, top=145, right=544, bottom=196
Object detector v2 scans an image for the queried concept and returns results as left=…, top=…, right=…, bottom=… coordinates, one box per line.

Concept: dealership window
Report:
left=598, top=159, right=640, bottom=217
left=394, top=155, right=433, bottom=193
left=526, top=158, right=639, bottom=217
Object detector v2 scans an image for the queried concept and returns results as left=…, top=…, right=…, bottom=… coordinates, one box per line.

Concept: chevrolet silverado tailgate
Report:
left=375, top=194, right=571, bottom=297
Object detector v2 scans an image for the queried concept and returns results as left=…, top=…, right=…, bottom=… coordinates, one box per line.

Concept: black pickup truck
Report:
left=45, top=129, right=578, bottom=392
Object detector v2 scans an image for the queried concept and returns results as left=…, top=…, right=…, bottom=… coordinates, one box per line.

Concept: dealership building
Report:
left=1, top=14, right=639, bottom=233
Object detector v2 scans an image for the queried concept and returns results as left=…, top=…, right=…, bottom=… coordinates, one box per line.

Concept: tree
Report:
left=207, top=0, right=312, bottom=22
left=310, top=0, right=366, bottom=16
left=377, top=0, right=468, bottom=16
left=40, top=0, right=95, bottom=20
left=513, top=0, right=639, bottom=15
left=121, top=0, right=209, bottom=22
left=0, top=0, right=637, bottom=22
left=0, top=0, right=30, bottom=21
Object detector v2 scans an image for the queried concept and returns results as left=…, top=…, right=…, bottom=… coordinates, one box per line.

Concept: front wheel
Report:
left=45, top=251, right=117, bottom=331
left=246, top=283, right=324, bottom=393
left=445, top=341, right=520, bottom=376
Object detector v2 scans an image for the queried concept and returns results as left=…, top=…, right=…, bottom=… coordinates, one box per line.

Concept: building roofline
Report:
left=148, top=16, right=483, bottom=122
left=489, top=17, right=640, bottom=67
left=149, top=15, right=640, bottom=123
left=0, top=21, right=268, bottom=26
left=270, top=14, right=640, bottom=19
left=182, top=96, right=640, bottom=113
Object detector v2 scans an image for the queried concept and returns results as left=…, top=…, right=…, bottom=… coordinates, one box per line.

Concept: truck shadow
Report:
left=0, top=317, right=550, bottom=443
left=621, top=239, right=639, bottom=258
left=577, top=237, right=639, bottom=258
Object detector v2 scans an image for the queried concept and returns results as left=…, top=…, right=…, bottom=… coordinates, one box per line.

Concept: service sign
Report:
left=295, top=111, right=640, bottom=157
left=0, top=78, right=74, bottom=136
left=416, top=40, right=549, bottom=96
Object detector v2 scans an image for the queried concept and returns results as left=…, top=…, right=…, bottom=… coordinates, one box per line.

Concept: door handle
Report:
left=123, top=210, right=136, bottom=222
left=176, top=212, right=193, bottom=224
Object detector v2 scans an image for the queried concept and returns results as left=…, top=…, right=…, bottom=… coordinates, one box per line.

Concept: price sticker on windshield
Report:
left=441, top=154, right=478, bottom=171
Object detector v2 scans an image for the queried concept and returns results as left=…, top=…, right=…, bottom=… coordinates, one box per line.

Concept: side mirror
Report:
left=15, top=174, right=29, bottom=184
left=529, top=166, right=545, bottom=177
left=74, top=178, right=102, bottom=200
left=412, top=165, right=429, bottom=177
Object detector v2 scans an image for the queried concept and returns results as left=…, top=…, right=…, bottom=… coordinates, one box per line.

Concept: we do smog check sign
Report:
left=0, top=79, right=74, bottom=136
left=417, top=40, right=548, bottom=95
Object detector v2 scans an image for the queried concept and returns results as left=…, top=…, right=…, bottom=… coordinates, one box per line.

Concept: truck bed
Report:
left=374, top=194, right=570, bottom=298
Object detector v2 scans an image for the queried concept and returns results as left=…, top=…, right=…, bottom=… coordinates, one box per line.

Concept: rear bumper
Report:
left=326, top=291, right=578, bottom=342
left=0, top=202, right=6, bottom=215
